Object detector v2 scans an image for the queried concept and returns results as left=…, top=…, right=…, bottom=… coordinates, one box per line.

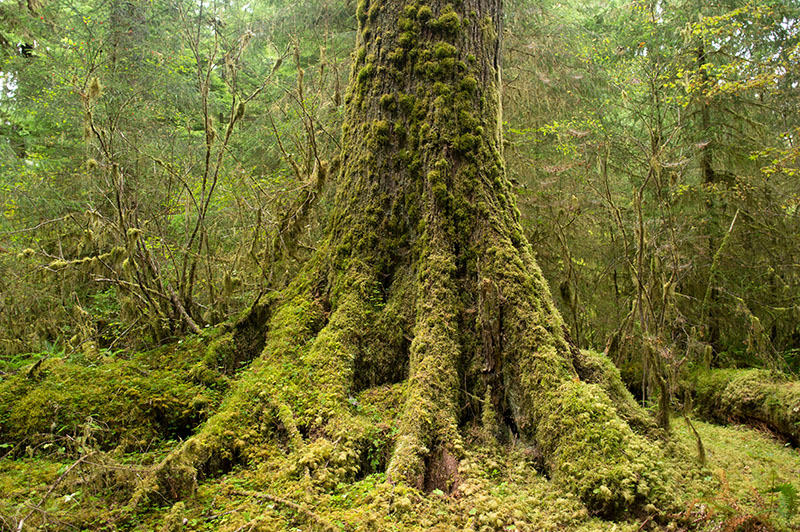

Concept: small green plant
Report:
left=767, top=482, right=798, bottom=520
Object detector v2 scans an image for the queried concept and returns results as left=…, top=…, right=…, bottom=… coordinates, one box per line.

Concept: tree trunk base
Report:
left=131, top=281, right=673, bottom=519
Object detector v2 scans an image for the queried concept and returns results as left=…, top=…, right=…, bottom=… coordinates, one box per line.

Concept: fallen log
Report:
left=691, top=368, right=800, bottom=445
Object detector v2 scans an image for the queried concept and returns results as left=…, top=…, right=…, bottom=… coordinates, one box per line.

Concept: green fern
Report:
left=767, top=482, right=798, bottom=520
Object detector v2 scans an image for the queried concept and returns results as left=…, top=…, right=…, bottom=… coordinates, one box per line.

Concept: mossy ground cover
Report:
left=0, top=331, right=229, bottom=457
left=670, top=418, right=800, bottom=531
left=0, top=445, right=178, bottom=531
left=3, top=334, right=798, bottom=531
left=3, top=369, right=799, bottom=532
left=139, top=420, right=798, bottom=531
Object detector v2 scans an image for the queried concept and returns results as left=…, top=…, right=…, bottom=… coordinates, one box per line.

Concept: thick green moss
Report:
left=398, top=31, right=416, bottom=49
left=0, top=353, right=219, bottom=452
left=388, top=249, right=463, bottom=487
left=434, top=42, right=458, bottom=58
left=454, top=132, right=479, bottom=153
left=460, top=75, right=478, bottom=94
left=435, top=7, right=462, bottom=34
left=417, top=5, right=433, bottom=21
left=356, top=0, right=368, bottom=23
left=367, top=1, right=380, bottom=20
left=356, top=62, right=375, bottom=84
left=535, top=381, right=670, bottom=516
left=691, top=368, right=800, bottom=444
left=379, top=92, right=395, bottom=110
left=372, top=119, right=390, bottom=145
left=202, top=333, right=234, bottom=372
left=574, top=349, right=658, bottom=435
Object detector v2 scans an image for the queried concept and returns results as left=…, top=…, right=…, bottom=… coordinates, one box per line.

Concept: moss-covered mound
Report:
left=0, top=336, right=228, bottom=453
left=0, top=296, right=275, bottom=454
left=691, top=368, right=800, bottom=445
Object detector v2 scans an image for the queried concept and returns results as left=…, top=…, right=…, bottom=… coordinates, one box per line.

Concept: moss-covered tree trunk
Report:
left=139, top=0, right=669, bottom=518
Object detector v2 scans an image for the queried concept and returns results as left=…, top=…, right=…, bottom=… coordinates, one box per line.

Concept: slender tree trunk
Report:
left=697, top=42, right=722, bottom=360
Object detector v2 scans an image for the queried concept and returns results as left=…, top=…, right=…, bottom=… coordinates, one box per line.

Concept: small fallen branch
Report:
left=231, top=488, right=338, bottom=531
left=16, top=452, right=96, bottom=531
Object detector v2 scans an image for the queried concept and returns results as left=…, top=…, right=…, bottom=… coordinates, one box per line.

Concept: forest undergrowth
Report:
left=1, top=327, right=798, bottom=532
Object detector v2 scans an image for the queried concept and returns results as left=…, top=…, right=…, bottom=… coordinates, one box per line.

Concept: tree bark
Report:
left=135, top=0, right=670, bottom=518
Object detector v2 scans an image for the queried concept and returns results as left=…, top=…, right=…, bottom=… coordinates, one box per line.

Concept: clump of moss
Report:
left=367, top=1, right=380, bottom=21
left=372, top=119, right=391, bottom=145
left=387, top=48, right=406, bottom=67
left=201, top=332, right=235, bottom=373
left=354, top=46, right=367, bottom=64
left=422, top=60, right=445, bottom=80
left=460, top=75, right=478, bottom=94
left=356, top=62, right=375, bottom=84
left=434, top=42, right=458, bottom=59
left=435, top=6, right=461, bottom=34
left=160, top=501, right=187, bottom=532
left=417, top=5, right=433, bottom=22
left=393, top=120, right=407, bottom=143
left=379, top=92, right=395, bottom=110
left=433, top=81, right=452, bottom=97
left=398, top=31, right=416, bottom=49
left=356, top=0, right=368, bottom=23
left=454, top=132, right=479, bottom=153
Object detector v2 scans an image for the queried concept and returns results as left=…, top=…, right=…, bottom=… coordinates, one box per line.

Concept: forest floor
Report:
left=1, top=409, right=798, bottom=531
left=1, top=333, right=799, bottom=531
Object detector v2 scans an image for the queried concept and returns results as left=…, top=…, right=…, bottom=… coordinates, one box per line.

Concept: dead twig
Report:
left=16, top=452, right=96, bottom=531
left=231, top=488, right=338, bottom=531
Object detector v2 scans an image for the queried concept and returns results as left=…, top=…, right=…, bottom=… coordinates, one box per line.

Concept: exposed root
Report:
left=475, top=237, right=671, bottom=517
left=534, top=381, right=668, bottom=517
left=574, top=349, right=660, bottom=436
left=130, top=288, right=326, bottom=506
left=131, top=263, right=382, bottom=506
left=387, top=249, right=463, bottom=489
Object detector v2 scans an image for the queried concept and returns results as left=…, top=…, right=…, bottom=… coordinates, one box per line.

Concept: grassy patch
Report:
left=670, top=418, right=800, bottom=530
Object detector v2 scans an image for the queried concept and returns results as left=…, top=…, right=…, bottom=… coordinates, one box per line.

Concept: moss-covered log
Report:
left=135, top=0, right=672, bottom=518
left=691, top=368, right=800, bottom=445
